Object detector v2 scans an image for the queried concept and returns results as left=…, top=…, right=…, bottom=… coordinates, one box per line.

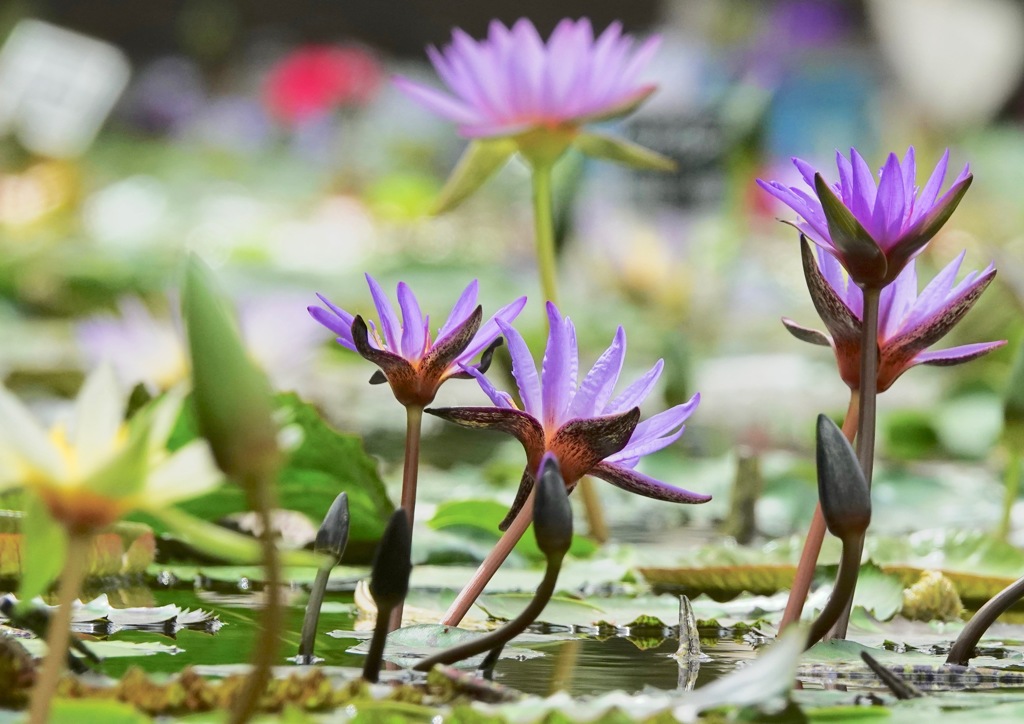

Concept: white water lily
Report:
left=0, top=364, right=221, bottom=531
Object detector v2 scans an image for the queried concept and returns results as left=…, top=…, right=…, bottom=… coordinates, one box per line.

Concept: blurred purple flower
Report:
left=758, top=147, right=972, bottom=287
left=428, top=302, right=710, bottom=529
left=394, top=18, right=660, bottom=138
left=78, top=295, right=320, bottom=394
left=784, top=239, right=1005, bottom=391
left=309, top=276, right=526, bottom=407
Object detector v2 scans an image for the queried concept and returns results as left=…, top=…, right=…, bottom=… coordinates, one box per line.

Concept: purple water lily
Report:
left=758, top=147, right=972, bottom=287
left=309, top=276, right=526, bottom=408
left=785, top=239, right=1005, bottom=391
left=428, top=302, right=710, bottom=529
left=394, top=18, right=660, bottom=139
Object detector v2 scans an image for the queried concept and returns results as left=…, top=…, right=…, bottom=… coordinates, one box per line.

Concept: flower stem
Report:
left=230, top=473, right=282, bottom=724
left=441, top=489, right=536, bottom=626
left=529, top=161, right=608, bottom=542
left=389, top=405, right=423, bottom=632
left=998, top=449, right=1021, bottom=542
left=530, top=161, right=559, bottom=307
left=779, top=393, right=860, bottom=631
left=28, top=530, right=92, bottom=724
left=827, top=285, right=881, bottom=641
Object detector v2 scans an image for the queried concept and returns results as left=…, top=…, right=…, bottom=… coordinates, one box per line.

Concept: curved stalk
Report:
left=415, top=561, right=561, bottom=670
left=297, top=565, right=333, bottom=662
left=779, top=394, right=860, bottom=631
left=28, top=531, right=91, bottom=724
left=442, top=489, right=535, bottom=626
left=363, top=602, right=391, bottom=683
left=389, top=405, right=423, bottom=633
left=805, top=534, right=864, bottom=649
left=828, top=285, right=881, bottom=640
left=230, top=474, right=282, bottom=724
left=946, top=574, right=1024, bottom=666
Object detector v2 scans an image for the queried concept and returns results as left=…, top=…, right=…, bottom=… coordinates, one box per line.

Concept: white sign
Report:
left=0, top=20, right=130, bottom=157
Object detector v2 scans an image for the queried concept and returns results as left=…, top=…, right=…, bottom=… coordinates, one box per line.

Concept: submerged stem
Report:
left=442, top=489, right=536, bottom=626
left=230, top=474, right=282, bottom=724
left=828, top=285, right=881, bottom=640
left=779, top=394, right=860, bottom=631
left=389, top=405, right=423, bottom=633
left=28, top=530, right=92, bottom=724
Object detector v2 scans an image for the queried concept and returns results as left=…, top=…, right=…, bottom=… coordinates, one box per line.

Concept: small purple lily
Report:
left=785, top=238, right=1005, bottom=391
left=428, top=302, right=710, bottom=529
left=309, top=275, right=527, bottom=407
left=394, top=18, right=659, bottom=139
left=758, top=147, right=972, bottom=287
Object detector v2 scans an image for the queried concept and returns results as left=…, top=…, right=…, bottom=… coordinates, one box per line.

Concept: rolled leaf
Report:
left=182, top=255, right=280, bottom=483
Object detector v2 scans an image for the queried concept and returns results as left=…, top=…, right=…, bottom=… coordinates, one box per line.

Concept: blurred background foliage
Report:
left=1, top=0, right=1023, bottom=552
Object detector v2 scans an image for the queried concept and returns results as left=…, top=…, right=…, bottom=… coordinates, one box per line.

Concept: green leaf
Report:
left=148, top=507, right=324, bottom=567
left=433, top=139, right=517, bottom=214
left=158, top=393, right=392, bottom=559
left=574, top=132, right=677, bottom=172
left=17, top=493, right=66, bottom=601
left=428, top=499, right=598, bottom=562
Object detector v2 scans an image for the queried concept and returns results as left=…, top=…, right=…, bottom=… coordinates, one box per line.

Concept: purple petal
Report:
left=459, top=295, right=527, bottom=363
left=396, top=282, right=426, bottom=360
left=604, top=359, right=663, bottom=414
left=437, top=279, right=479, bottom=341
left=541, top=303, right=577, bottom=429
left=308, top=295, right=356, bottom=350
left=568, top=326, right=626, bottom=418
left=848, top=148, right=877, bottom=229
left=498, top=319, right=541, bottom=417
left=916, top=340, right=1007, bottom=366
left=591, top=462, right=711, bottom=504
left=609, top=395, right=699, bottom=464
left=872, top=153, right=906, bottom=246
left=878, top=260, right=918, bottom=341
left=364, top=274, right=401, bottom=352
left=392, top=76, right=482, bottom=125
left=911, top=149, right=950, bottom=224
left=900, top=252, right=965, bottom=331
left=460, top=363, right=516, bottom=409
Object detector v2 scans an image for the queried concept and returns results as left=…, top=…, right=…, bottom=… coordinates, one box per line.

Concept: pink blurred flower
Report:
left=264, top=45, right=382, bottom=125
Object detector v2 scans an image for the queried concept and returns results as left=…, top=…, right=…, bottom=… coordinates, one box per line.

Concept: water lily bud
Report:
left=816, top=414, right=870, bottom=541
left=368, top=509, right=412, bottom=611
left=314, top=492, right=350, bottom=561
left=533, top=454, right=573, bottom=560
left=182, top=255, right=280, bottom=483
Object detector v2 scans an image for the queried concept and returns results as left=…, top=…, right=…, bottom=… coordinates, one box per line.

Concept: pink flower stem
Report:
left=778, top=393, right=860, bottom=631
left=441, top=489, right=536, bottom=626
left=388, top=404, right=423, bottom=632
left=827, top=284, right=881, bottom=640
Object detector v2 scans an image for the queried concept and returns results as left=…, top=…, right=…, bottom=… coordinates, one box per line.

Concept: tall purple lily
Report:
left=394, top=18, right=660, bottom=140
left=758, top=147, right=972, bottom=288
left=785, top=239, right=1004, bottom=391
left=309, top=275, right=526, bottom=408
left=429, top=302, right=710, bottom=530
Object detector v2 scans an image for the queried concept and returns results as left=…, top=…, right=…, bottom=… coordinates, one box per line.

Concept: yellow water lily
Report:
left=0, top=364, right=221, bottom=532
